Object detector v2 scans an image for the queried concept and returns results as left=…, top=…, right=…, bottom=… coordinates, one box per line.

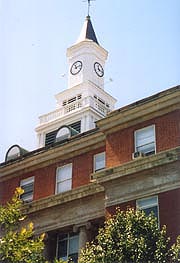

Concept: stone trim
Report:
left=22, top=183, right=104, bottom=215
left=92, top=147, right=180, bottom=183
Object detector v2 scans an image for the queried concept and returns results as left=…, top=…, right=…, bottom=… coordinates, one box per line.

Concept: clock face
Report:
left=70, top=61, right=82, bottom=75
left=94, top=62, right=104, bottom=77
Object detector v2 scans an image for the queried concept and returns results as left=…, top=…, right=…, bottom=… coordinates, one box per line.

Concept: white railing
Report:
left=39, top=108, right=64, bottom=124
left=39, top=97, right=110, bottom=124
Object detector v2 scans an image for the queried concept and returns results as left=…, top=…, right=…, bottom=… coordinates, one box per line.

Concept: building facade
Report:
left=0, top=14, right=180, bottom=262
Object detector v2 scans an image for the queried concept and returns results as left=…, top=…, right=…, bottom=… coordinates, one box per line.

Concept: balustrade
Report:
left=39, top=97, right=110, bottom=124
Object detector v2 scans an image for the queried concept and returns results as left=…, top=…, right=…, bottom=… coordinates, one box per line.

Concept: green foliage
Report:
left=0, top=188, right=67, bottom=263
left=0, top=188, right=45, bottom=263
left=171, top=235, right=180, bottom=262
left=79, top=207, right=180, bottom=263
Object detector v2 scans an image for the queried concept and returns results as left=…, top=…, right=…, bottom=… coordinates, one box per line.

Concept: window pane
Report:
left=20, top=177, right=34, bottom=202
left=57, top=233, right=79, bottom=263
left=136, top=127, right=154, bottom=146
left=94, top=152, right=105, bottom=171
left=58, top=239, right=68, bottom=258
left=137, top=142, right=155, bottom=154
left=136, top=196, right=159, bottom=223
left=22, top=182, right=33, bottom=194
left=137, top=196, right=157, bottom=208
left=135, top=126, right=155, bottom=155
left=57, top=164, right=72, bottom=182
left=143, top=206, right=158, bottom=218
left=21, top=192, right=33, bottom=202
left=56, top=127, right=71, bottom=142
left=69, top=235, right=79, bottom=254
left=57, top=179, right=72, bottom=193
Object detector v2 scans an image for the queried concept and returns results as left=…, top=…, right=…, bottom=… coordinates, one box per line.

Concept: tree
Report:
left=79, top=208, right=180, bottom=263
left=0, top=188, right=67, bottom=263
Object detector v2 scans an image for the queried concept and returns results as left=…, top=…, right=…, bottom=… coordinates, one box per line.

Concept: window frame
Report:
left=93, top=152, right=106, bottom=172
left=134, top=124, right=156, bottom=156
left=136, top=196, right=159, bottom=225
left=56, top=163, right=72, bottom=194
left=20, top=176, right=34, bottom=203
left=56, top=232, right=79, bottom=263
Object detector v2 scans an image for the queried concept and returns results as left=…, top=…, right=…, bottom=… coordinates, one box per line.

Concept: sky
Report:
left=0, top=0, right=179, bottom=162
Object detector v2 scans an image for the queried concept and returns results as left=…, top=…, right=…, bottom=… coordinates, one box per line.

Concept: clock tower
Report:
left=67, top=15, right=108, bottom=90
left=36, top=15, right=116, bottom=148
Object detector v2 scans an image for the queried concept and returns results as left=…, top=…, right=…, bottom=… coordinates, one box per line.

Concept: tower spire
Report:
left=76, top=10, right=99, bottom=44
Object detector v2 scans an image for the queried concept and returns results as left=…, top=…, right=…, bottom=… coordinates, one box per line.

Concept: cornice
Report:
left=96, top=86, right=180, bottom=134
left=0, top=130, right=105, bottom=180
left=66, top=40, right=108, bottom=60
left=92, top=147, right=180, bottom=184
left=22, top=183, right=104, bottom=215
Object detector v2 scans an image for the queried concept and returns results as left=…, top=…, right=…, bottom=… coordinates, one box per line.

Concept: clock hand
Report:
left=98, top=65, right=102, bottom=72
left=75, top=64, right=81, bottom=69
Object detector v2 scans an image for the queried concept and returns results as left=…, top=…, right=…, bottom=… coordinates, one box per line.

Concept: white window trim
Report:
left=134, top=124, right=156, bottom=155
left=93, top=152, right=106, bottom=172
left=20, top=176, right=34, bottom=202
left=56, top=163, right=72, bottom=194
left=56, top=233, right=79, bottom=261
left=136, top=195, right=160, bottom=226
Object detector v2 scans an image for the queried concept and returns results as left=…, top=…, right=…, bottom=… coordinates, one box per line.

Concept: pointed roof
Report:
left=76, top=15, right=99, bottom=45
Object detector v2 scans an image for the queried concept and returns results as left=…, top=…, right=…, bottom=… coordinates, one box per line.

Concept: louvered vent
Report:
left=45, top=130, right=57, bottom=146
left=69, top=121, right=81, bottom=133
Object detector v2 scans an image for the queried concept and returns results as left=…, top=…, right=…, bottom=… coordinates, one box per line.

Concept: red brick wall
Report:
left=156, top=110, right=180, bottom=152
left=73, top=147, right=105, bottom=188
left=106, top=110, right=180, bottom=168
left=33, top=166, right=56, bottom=200
left=0, top=177, right=19, bottom=205
left=0, top=146, right=105, bottom=204
left=159, top=188, right=180, bottom=244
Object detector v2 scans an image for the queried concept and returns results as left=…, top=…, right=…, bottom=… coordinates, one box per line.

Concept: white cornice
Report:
left=67, top=40, right=108, bottom=61
left=97, top=86, right=180, bottom=134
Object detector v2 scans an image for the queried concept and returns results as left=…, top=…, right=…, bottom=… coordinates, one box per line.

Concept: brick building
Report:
left=0, top=15, right=180, bottom=262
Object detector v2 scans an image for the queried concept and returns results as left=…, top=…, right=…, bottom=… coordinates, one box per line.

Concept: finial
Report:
left=83, top=0, right=95, bottom=16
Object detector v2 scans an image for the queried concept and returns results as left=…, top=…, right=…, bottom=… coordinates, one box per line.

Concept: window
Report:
left=6, top=145, right=21, bottom=161
left=5, top=145, right=28, bottom=162
left=56, top=163, right=72, bottom=194
left=94, top=152, right=105, bottom=172
left=56, top=127, right=71, bottom=142
left=20, top=177, right=34, bottom=202
left=134, top=125, right=156, bottom=156
left=136, top=196, right=159, bottom=223
left=57, top=233, right=79, bottom=263
left=45, top=121, right=81, bottom=146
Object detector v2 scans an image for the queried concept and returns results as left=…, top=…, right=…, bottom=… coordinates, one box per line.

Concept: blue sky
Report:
left=0, top=0, right=180, bottom=162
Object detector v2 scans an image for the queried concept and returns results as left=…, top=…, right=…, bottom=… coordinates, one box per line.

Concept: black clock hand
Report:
left=75, top=65, right=81, bottom=69
left=98, top=65, right=102, bottom=72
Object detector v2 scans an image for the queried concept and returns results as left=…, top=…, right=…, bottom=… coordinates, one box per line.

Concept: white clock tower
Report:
left=36, top=15, right=116, bottom=148
left=67, top=15, right=108, bottom=90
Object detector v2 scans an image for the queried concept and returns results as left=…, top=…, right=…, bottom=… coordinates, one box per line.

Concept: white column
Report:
left=73, top=222, right=91, bottom=254
left=78, top=226, right=88, bottom=254
left=81, top=115, right=87, bottom=133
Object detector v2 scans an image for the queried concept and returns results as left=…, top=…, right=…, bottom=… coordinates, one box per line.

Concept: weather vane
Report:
left=83, top=0, right=95, bottom=16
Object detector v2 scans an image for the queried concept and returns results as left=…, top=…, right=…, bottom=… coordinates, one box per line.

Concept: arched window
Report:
left=55, top=125, right=79, bottom=143
left=56, top=126, right=71, bottom=142
left=5, top=145, right=28, bottom=162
